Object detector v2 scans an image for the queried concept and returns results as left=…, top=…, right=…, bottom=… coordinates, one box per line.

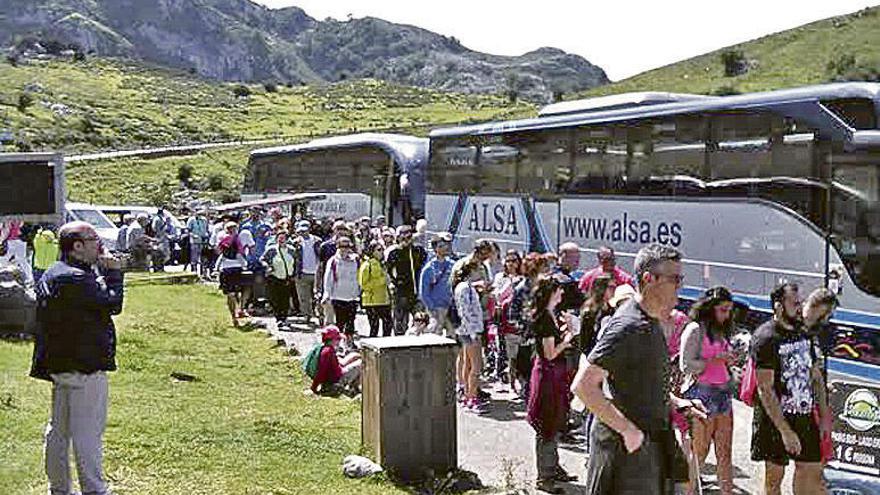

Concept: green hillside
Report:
left=0, top=56, right=532, bottom=204
left=0, top=57, right=531, bottom=153
left=580, top=6, right=880, bottom=98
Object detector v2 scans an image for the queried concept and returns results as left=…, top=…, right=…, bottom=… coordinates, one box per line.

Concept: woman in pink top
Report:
left=679, top=286, right=736, bottom=495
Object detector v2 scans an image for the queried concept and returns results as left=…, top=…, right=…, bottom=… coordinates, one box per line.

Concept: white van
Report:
left=64, top=202, right=119, bottom=250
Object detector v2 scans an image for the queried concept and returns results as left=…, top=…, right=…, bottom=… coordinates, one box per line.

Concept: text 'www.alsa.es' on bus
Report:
left=562, top=214, right=683, bottom=247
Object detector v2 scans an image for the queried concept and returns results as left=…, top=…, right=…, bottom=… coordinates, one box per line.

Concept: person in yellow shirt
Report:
left=32, top=226, right=60, bottom=281
left=358, top=240, right=392, bottom=337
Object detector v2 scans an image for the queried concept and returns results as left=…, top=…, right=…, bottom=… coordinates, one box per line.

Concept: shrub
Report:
left=232, top=84, right=251, bottom=98
left=263, top=82, right=278, bottom=93
left=207, top=173, right=224, bottom=191
left=177, top=163, right=194, bottom=185
left=5, top=54, right=18, bottom=66
left=712, top=84, right=740, bottom=96
left=720, top=50, right=748, bottom=77
left=16, top=92, right=34, bottom=112
left=73, top=50, right=86, bottom=62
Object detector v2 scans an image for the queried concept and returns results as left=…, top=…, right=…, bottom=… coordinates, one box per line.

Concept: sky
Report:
left=254, top=0, right=878, bottom=81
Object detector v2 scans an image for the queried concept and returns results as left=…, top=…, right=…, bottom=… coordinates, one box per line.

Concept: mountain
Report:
left=0, top=0, right=609, bottom=102
left=575, top=6, right=880, bottom=98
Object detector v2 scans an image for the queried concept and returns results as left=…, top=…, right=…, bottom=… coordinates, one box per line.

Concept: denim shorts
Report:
left=684, top=383, right=733, bottom=416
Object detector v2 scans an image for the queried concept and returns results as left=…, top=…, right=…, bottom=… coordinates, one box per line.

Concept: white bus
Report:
left=242, top=133, right=428, bottom=225
left=428, top=83, right=880, bottom=491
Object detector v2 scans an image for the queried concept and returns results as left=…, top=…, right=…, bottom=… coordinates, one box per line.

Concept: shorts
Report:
left=751, top=411, right=821, bottom=464
left=457, top=334, right=479, bottom=346
left=684, top=383, right=732, bottom=416
left=219, top=267, right=243, bottom=294
left=586, top=421, right=665, bottom=494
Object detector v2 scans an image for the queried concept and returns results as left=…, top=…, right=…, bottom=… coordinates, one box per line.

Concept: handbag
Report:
left=738, top=357, right=758, bottom=406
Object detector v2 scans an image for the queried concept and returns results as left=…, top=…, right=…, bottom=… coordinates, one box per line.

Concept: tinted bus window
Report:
left=428, top=136, right=480, bottom=193
left=823, top=98, right=877, bottom=130
left=248, top=146, right=392, bottom=193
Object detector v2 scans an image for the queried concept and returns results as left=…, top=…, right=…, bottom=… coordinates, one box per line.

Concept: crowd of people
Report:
left=188, top=205, right=840, bottom=494
left=16, top=205, right=842, bottom=495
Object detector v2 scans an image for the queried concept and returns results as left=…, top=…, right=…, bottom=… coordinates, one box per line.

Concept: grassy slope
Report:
left=0, top=57, right=533, bottom=204
left=0, top=284, right=403, bottom=495
left=580, top=6, right=880, bottom=97
left=0, top=57, right=532, bottom=154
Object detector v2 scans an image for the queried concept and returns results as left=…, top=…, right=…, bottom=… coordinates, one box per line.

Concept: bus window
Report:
left=832, top=155, right=880, bottom=296
left=570, top=125, right=627, bottom=194
left=510, top=129, right=571, bottom=196
left=648, top=115, right=707, bottom=181
left=822, top=98, right=877, bottom=130
left=479, top=135, right=519, bottom=193
left=428, top=136, right=479, bottom=193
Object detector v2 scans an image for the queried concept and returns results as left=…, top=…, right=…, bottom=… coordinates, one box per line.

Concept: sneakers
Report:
left=464, top=398, right=487, bottom=414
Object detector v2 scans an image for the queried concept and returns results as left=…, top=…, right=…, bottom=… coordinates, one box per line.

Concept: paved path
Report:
left=256, top=312, right=795, bottom=494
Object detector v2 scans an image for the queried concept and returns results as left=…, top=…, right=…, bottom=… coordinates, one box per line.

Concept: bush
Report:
left=177, top=163, right=194, bottom=185
left=5, top=54, right=18, bottom=66
left=207, top=173, right=224, bottom=191
left=73, top=50, right=86, bottom=62
left=712, top=84, right=740, bottom=96
left=827, top=52, right=857, bottom=78
left=232, top=84, right=251, bottom=98
left=263, top=82, right=278, bottom=93
left=720, top=50, right=748, bottom=77
left=16, top=92, right=34, bottom=112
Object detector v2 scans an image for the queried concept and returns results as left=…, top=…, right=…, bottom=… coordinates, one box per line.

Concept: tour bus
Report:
left=242, top=133, right=428, bottom=225
left=427, top=83, right=880, bottom=492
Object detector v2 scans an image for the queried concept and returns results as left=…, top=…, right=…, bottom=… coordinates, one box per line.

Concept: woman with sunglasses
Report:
left=679, top=286, right=737, bottom=495
left=321, top=236, right=360, bottom=344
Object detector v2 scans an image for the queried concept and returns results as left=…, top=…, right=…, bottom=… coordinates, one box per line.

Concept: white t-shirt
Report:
left=238, top=229, right=255, bottom=255
left=300, top=235, right=318, bottom=275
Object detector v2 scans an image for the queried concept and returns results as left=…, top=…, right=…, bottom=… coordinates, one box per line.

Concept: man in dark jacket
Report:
left=30, top=221, right=124, bottom=495
left=386, top=224, right=427, bottom=335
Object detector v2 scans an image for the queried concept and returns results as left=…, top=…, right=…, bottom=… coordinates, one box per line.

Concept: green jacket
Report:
left=358, top=257, right=390, bottom=307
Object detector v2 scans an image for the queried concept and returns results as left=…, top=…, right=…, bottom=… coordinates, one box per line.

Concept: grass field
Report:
left=0, top=284, right=404, bottom=495
left=0, top=57, right=532, bottom=154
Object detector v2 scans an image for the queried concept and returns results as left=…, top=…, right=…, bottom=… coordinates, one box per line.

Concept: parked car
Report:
left=64, top=202, right=119, bottom=251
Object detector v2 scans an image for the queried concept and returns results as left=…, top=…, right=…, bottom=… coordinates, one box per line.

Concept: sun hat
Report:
left=609, top=284, right=637, bottom=308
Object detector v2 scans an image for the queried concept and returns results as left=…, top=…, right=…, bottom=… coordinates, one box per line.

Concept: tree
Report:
left=232, top=84, right=251, bottom=98
left=16, top=92, right=34, bottom=113
left=177, top=163, right=194, bottom=186
left=720, top=50, right=748, bottom=77
left=504, top=72, right=521, bottom=104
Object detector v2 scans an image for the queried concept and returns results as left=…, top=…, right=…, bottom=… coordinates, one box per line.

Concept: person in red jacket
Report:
left=311, top=326, right=362, bottom=395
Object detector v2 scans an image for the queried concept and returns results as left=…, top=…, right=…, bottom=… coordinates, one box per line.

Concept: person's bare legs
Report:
left=714, top=413, right=735, bottom=495
left=691, top=416, right=713, bottom=467
left=793, top=462, right=825, bottom=495
left=466, top=343, right=480, bottom=400
left=226, top=294, right=239, bottom=326
left=764, top=461, right=786, bottom=495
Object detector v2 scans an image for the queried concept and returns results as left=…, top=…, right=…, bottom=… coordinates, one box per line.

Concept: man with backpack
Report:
left=386, top=225, right=427, bottom=335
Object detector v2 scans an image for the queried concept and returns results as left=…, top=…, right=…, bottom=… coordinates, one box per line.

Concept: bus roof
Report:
left=431, top=83, right=880, bottom=142
left=250, top=132, right=429, bottom=174
left=538, top=92, right=715, bottom=117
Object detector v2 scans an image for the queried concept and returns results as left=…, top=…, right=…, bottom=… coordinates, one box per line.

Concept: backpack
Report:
left=302, top=343, right=323, bottom=379
left=738, top=357, right=758, bottom=406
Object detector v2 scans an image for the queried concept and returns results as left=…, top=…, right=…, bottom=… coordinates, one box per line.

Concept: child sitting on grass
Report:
left=306, top=326, right=361, bottom=396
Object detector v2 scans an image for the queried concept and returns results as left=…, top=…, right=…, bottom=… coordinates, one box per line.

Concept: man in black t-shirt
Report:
left=572, top=244, right=704, bottom=494
left=751, top=283, right=829, bottom=495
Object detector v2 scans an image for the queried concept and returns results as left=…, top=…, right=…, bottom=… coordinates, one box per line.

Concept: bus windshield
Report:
left=833, top=160, right=880, bottom=296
